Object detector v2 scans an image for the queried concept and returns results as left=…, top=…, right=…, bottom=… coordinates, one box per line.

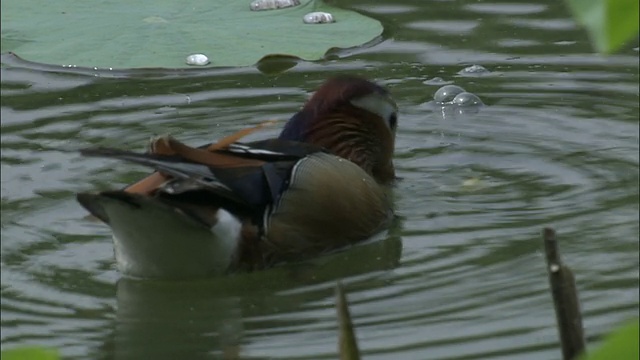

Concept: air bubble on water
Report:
left=458, top=64, right=490, bottom=76
left=423, top=77, right=453, bottom=86
left=452, top=92, right=483, bottom=106
left=434, top=85, right=465, bottom=103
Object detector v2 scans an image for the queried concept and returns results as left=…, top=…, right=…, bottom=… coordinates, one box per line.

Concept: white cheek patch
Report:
left=350, top=94, right=397, bottom=130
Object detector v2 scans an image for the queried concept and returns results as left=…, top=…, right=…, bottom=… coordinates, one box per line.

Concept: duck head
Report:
left=279, top=76, right=398, bottom=184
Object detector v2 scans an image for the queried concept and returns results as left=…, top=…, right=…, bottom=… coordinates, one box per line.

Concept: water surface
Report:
left=1, top=0, right=638, bottom=359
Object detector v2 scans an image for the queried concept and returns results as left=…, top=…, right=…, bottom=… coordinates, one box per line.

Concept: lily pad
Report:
left=0, top=0, right=382, bottom=69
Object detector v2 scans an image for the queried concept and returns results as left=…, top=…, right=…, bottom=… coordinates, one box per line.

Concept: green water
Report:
left=1, top=0, right=638, bottom=359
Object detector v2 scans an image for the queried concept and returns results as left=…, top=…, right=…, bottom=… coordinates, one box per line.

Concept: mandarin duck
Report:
left=77, top=76, right=398, bottom=279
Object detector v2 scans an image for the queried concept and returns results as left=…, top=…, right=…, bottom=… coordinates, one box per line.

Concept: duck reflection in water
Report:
left=105, top=229, right=402, bottom=360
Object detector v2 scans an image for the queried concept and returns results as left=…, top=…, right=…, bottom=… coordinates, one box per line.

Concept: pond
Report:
left=1, top=0, right=638, bottom=359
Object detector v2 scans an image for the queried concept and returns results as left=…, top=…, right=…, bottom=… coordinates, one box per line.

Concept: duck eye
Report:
left=388, top=113, right=398, bottom=129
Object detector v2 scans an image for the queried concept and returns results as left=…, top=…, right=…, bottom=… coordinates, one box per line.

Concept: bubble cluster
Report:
left=433, top=85, right=483, bottom=107
left=433, top=85, right=465, bottom=103
left=426, top=83, right=484, bottom=116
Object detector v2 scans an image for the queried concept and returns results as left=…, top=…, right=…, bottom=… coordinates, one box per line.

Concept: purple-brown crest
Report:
left=280, top=76, right=398, bottom=184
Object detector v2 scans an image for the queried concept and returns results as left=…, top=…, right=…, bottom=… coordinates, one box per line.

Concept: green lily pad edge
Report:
left=0, top=0, right=383, bottom=69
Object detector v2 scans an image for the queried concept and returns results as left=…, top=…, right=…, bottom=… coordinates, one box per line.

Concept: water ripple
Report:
left=1, top=0, right=638, bottom=358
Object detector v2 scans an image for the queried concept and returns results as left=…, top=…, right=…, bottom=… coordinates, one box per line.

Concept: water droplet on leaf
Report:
left=185, top=54, right=210, bottom=66
left=303, top=12, right=335, bottom=24
left=250, top=0, right=300, bottom=11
